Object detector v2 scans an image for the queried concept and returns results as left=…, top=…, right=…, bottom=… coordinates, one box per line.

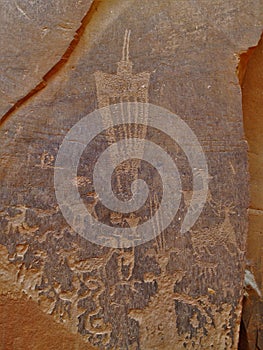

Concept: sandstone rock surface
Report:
left=0, top=294, right=96, bottom=350
left=0, top=0, right=93, bottom=117
left=0, top=1, right=262, bottom=349
left=239, top=33, right=263, bottom=350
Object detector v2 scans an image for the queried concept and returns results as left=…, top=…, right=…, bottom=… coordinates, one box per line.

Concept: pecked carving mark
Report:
left=0, top=195, right=245, bottom=349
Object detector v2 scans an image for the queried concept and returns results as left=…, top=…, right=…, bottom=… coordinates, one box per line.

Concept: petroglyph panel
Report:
left=0, top=0, right=262, bottom=349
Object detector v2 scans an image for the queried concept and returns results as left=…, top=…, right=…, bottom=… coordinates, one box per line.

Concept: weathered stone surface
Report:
left=238, top=33, right=263, bottom=350
left=0, top=294, right=96, bottom=350
left=0, top=0, right=93, bottom=117
left=0, top=1, right=262, bottom=349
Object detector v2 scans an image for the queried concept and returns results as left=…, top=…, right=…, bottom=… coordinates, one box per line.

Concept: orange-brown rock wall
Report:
left=239, top=34, right=263, bottom=350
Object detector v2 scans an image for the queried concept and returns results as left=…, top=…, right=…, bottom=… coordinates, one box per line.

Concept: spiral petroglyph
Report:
left=54, top=102, right=209, bottom=248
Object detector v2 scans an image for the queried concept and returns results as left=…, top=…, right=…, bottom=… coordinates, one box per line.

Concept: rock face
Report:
left=238, top=34, right=263, bottom=350
left=0, top=1, right=262, bottom=349
left=0, top=295, right=96, bottom=350
left=0, top=0, right=93, bottom=117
